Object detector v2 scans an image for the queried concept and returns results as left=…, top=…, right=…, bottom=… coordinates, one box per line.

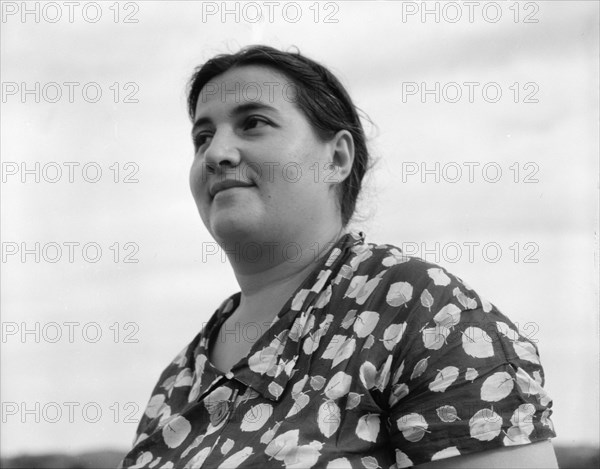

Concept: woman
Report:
left=120, top=46, right=557, bottom=468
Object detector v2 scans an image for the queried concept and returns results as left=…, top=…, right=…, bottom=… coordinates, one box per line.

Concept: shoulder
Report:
left=338, top=237, right=491, bottom=319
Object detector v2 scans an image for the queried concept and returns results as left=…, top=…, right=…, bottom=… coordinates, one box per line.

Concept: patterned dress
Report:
left=120, top=231, right=556, bottom=468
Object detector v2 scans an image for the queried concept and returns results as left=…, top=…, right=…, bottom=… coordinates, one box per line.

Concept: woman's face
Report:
left=189, top=65, right=341, bottom=245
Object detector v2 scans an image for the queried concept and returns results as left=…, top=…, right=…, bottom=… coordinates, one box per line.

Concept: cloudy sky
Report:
left=1, top=0, right=598, bottom=456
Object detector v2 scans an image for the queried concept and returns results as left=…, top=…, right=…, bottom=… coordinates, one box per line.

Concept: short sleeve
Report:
left=385, top=264, right=556, bottom=467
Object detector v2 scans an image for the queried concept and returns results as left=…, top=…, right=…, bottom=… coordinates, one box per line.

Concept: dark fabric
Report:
left=120, top=231, right=556, bottom=469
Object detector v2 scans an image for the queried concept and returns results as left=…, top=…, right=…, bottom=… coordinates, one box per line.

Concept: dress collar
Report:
left=191, top=231, right=366, bottom=402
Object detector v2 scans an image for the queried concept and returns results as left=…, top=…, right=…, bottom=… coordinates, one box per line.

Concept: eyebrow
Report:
left=191, top=102, right=281, bottom=135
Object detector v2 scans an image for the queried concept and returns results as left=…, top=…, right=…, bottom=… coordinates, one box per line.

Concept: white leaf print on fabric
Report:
left=268, top=382, right=284, bottom=399
left=513, top=341, right=541, bottom=364
left=375, top=355, right=393, bottom=392
left=174, top=368, right=193, bottom=388
left=332, top=338, right=356, bottom=368
left=340, top=310, right=357, bottom=329
left=480, top=371, right=514, bottom=402
left=433, top=304, right=461, bottom=329
left=356, top=414, right=380, bottom=442
left=188, top=355, right=207, bottom=402
left=283, top=441, right=323, bottom=469
left=469, top=409, right=502, bottom=441
left=503, top=426, right=531, bottom=446
left=541, top=409, right=555, bottom=432
left=353, top=311, right=380, bottom=338
left=145, top=394, right=166, bottom=419
left=396, top=413, right=428, bottom=442
left=515, top=367, right=552, bottom=405
left=291, top=289, right=310, bottom=311
left=286, top=392, right=309, bottom=418
left=361, top=456, right=380, bottom=469
left=389, top=383, right=410, bottom=407
left=392, top=360, right=405, bottom=386
left=172, top=345, right=188, bottom=368
left=363, top=335, right=375, bottom=350
left=326, top=457, right=352, bottom=469
left=428, top=366, right=459, bottom=392
left=323, top=335, right=347, bottom=360
left=383, top=323, right=406, bottom=351
left=325, top=247, right=342, bottom=267
left=349, top=245, right=373, bottom=271
left=302, top=315, right=315, bottom=338
left=288, top=314, right=305, bottom=342
left=312, top=269, right=331, bottom=293
left=436, top=405, right=460, bottom=422
left=410, top=357, right=429, bottom=380
left=310, top=375, right=326, bottom=391
left=496, top=321, right=520, bottom=341
left=265, top=429, right=299, bottom=460
left=204, top=386, right=232, bottom=432
left=260, top=421, right=282, bottom=445
left=158, top=406, right=172, bottom=426
left=217, top=446, right=253, bottom=468
left=181, top=435, right=204, bottom=458
left=453, top=287, right=477, bottom=310
left=133, top=433, right=148, bottom=446
left=345, top=275, right=368, bottom=300
left=205, top=386, right=232, bottom=409
left=357, top=275, right=383, bottom=305
left=130, top=451, right=152, bottom=469
left=303, top=323, right=329, bottom=355
left=481, top=297, right=493, bottom=312
left=359, top=361, right=377, bottom=389
left=184, top=447, right=211, bottom=469
left=248, top=346, right=278, bottom=374
left=382, top=248, right=410, bottom=266
left=324, top=371, right=352, bottom=400
left=162, top=415, right=191, bottom=449
left=291, top=375, right=309, bottom=398
left=395, top=449, right=414, bottom=468
left=161, top=375, right=176, bottom=396
left=346, top=392, right=362, bottom=410
left=465, top=367, right=479, bottom=381
left=240, top=403, right=273, bottom=432
left=318, top=401, right=341, bottom=438
left=314, top=285, right=332, bottom=309
left=462, top=326, right=494, bottom=358
left=431, top=446, right=461, bottom=461
left=221, top=438, right=234, bottom=455
left=427, top=268, right=451, bottom=286
left=504, top=403, right=536, bottom=445
left=386, top=282, right=413, bottom=307
left=422, top=326, right=450, bottom=350
left=420, top=289, right=434, bottom=311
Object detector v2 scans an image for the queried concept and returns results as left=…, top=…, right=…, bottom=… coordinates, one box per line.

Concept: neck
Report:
left=220, top=224, right=346, bottom=324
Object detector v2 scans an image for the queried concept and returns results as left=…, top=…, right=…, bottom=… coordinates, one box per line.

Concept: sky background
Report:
left=1, top=0, right=598, bottom=457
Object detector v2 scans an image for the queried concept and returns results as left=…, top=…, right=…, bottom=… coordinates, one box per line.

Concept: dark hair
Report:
left=187, top=45, right=371, bottom=227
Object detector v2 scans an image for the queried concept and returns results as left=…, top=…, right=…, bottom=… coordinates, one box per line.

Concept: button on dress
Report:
left=120, top=232, right=556, bottom=468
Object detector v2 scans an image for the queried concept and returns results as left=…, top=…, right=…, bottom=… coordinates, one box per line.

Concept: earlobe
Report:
left=331, top=130, right=355, bottom=184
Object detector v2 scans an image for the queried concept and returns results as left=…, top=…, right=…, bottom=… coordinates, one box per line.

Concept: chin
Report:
left=210, top=214, right=262, bottom=245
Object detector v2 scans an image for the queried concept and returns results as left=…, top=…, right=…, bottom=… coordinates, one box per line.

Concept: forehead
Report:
left=195, top=65, right=298, bottom=117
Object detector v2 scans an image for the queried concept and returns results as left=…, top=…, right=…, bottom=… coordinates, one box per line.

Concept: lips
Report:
left=210, top=179, right=255, bottom=197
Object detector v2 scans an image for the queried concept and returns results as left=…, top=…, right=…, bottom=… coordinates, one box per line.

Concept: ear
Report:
left=328, top=130, right=355, bottom=185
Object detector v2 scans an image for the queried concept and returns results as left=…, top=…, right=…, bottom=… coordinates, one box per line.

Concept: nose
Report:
left=203, top=129, right=241, bottom=173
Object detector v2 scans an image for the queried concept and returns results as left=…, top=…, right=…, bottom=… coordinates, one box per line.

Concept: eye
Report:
left=243, top=116, right=270, bottom=131
left=193, top=132, right=213, bottom=151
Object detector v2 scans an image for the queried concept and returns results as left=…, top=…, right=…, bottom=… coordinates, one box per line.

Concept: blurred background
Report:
left=1, top=1, right=598, bottom=467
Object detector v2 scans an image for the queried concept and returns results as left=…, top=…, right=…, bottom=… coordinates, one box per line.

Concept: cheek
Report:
left=189, top=161, right=207, bottom=200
